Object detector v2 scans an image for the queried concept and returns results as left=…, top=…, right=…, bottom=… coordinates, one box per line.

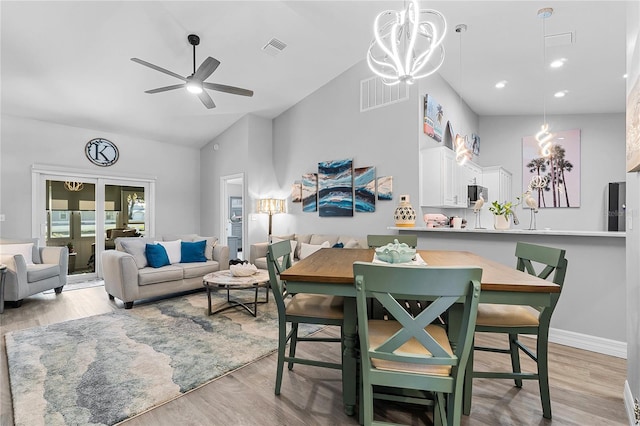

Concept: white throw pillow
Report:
left=155, top=240, right=181, bottom=264
left=271, top=237, right=297, bottom=264
left=0, top=243, right=34, bottom=265
left=344, top=239, right=360, bottom=249
left=299, top=241, right=330, bottom=260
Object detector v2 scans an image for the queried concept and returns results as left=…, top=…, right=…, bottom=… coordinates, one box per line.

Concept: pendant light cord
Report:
left=542, top=15, right=547, bottom=125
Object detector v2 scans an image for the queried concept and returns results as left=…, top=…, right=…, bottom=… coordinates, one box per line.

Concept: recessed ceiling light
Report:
left=550, top=58, right=567, bottom=68
left=495, top=80, right=507, bottom=89
left=554, top=90, right=568, bottom=98
left=623, top=73, right=628, bottom=79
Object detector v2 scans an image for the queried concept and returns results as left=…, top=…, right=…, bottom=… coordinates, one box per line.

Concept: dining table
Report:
left=279, top=247, right=560, bottom=417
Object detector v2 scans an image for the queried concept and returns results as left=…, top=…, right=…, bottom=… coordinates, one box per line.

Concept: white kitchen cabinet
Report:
left=482, top=166, right=513, bottom=205
left=420, top=147, right=482, bottom=208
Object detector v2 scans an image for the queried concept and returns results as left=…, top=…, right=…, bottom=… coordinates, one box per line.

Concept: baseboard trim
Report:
left=624, top=380, right=636, bottom=426
left=549, top=328, right=627, bottom=359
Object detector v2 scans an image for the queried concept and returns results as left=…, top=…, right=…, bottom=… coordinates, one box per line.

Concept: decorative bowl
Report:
left=230, top=263, right=258, bottom=277
left=374, top=239, right=416, bottom=263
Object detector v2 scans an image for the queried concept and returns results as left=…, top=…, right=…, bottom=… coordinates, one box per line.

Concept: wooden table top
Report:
left=280, top=248, right=560, bottom=294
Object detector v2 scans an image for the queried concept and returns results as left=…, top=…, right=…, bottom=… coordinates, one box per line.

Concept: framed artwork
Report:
left=470, top=133, right=480, bottom=156
left=354, top=166, right=376, bottom=212
left=291, top=181, right=302, bottom=203
left=443, top=121, right=455, bottom=150
left=522, top=128, right=581, bottom=208
left=423, top=94, right=444, bottom=143
left=318, top=159, right=353, bottom=217
left=626, top=75, right=640, bottom=172
left=377, top=176, right=393, bottom=200
left=302, top=173, right=317, bottom=212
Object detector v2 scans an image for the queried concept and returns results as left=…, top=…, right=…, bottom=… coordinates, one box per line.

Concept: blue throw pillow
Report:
left=145, top=243, right=170, bottom=268
left=181, top=240, right=207, bottom=263
left=332, top=242, right=344, bottom=248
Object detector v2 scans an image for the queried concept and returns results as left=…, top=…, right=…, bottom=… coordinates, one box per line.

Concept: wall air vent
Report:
left=262, top=38, right=287, bottom=56
left=360, top=76, right=409, bottom=112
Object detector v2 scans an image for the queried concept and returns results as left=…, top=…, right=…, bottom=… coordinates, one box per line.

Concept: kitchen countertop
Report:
left=388, top=226, right=626, bottom=238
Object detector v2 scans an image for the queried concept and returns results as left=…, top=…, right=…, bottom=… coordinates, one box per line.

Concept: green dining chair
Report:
left=367, top=234, right=418, bottom=248
left=353, top=262, right=482, bottom=426
left=266, top=240, right=344, bottom=395
left=464, top=242, right=567, bottom=419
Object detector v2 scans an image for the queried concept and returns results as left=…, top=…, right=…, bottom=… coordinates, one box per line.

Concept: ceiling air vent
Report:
left=262, top=38, right=287, bottom=57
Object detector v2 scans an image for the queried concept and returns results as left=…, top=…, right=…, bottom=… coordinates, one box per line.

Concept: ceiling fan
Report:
left=131, top=34, right=253, bottom=109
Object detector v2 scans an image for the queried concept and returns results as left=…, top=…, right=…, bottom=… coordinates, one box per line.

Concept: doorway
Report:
left=33, top=166, right=155, bottom=282
left=220, top=173, right=245, bottom=260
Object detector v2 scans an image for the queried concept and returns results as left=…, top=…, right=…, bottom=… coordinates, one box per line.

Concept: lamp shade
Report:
left=257, top=198, right=285, bottom=215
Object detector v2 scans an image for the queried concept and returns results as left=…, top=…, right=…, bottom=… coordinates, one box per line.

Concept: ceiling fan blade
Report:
left=145, top=84, right=186, bottom=94
left=131, top=58, right=186, bottom=81
left=197, top=90, right=216, bottom=109
left=203, top=82, right=254, bottom=97
left=193, top=57, right=220, bottom=81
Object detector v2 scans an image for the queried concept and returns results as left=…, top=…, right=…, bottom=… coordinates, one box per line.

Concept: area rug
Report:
left=5, top=291, right=321, bottom=426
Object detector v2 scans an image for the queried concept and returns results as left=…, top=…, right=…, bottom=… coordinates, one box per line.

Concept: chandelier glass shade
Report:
left=367, top=0, right=447, bottom=86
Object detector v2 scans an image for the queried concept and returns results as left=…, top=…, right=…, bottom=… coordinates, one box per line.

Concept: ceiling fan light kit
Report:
left=131, top=34, right=253, bottom=109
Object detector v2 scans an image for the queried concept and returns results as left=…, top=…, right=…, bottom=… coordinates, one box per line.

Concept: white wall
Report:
left=0, top=115, right=201, bottom=239
left=480, top=113, right=626, bottom=231
left=625, top=0, right=640, bottom=415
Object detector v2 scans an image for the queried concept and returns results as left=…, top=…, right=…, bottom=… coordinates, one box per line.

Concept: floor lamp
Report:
left=257, top=198, right=285, bottom=238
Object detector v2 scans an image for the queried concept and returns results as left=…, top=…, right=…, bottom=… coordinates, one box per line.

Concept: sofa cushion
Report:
left=293, top=234, right=311, bottom=259
left=156, top=240, right=181, bottom=264
left=309, top=234, right=339, bottom=247
left=138, top=265, right=184, bottom=286
left=26, top=263, right=60, bottom=282
left=120, top=239, right=148, bottom=269
left=181, top=261, right=220, bottom=279
left=271, top=237, right=297, bottom=264
left=1, top=243, right=34, bottom=265
left=163, top=234, right=198, bottom=242
left=194, top=236, right=218, bottom=261
left=254, top=257, right=268, bottom=270
left=299, top=241, right=330, bottom=260
left=146, top=244, right=170, bottom=268
left=181, top=240, right=207, bottom=263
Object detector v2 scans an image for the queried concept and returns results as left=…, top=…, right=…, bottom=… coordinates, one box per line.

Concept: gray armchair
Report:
left=0, top=239, right=68, bottom=308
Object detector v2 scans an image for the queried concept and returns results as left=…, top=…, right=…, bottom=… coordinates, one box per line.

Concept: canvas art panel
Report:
left=522, top=128, right=581, bottom=208
left=302, top=173, right=317, bottom=212
left=291, top=181, right=302, bottom=203
left=626, top=75, right=640, bottom=172
left=318, top=159, right=354, bottom=217
left=377, top=176, right=393, bottom=200
left=470, top=133, right=480, bottom=156
left=354, top=166, right=376, bottom=212
left=423, top=94, right=444, bottom=143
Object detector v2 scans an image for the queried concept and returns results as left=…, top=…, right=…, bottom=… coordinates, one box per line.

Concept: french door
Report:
left=32, top=166, right=155, bottom=282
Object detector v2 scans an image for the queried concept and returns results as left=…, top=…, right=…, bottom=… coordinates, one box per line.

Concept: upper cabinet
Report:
left=419, top=146, right=511, bottom=209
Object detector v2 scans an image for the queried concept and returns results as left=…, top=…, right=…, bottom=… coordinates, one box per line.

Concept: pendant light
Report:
left=454, top=24, right=471, bottom=165
left=535, top=7, right=554, bottom=157
left=367, top=0, right=447, bottom=86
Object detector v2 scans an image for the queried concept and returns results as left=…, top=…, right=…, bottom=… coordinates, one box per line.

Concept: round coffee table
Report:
left=203, top=269, right=270, bottom=317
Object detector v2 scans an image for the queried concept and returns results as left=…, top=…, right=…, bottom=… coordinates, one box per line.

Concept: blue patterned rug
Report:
left=5, top=291, right=321, bottom=426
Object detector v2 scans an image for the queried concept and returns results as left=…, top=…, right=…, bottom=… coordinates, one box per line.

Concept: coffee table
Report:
left=202, top=269, right=270, bottom=317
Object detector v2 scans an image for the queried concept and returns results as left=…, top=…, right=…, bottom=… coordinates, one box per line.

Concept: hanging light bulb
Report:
left=367, top=0, right=447, bottom=86
left=535, top=8, right=554, bottom=158
left=454, top=24, right=471, bottom=165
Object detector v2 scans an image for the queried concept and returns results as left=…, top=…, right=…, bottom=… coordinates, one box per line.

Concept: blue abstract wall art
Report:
left=354, top=166, right=376, bottom=212
left=318, top=158, right=353, bottom=217
left=302, top=173, right=317, bottom=212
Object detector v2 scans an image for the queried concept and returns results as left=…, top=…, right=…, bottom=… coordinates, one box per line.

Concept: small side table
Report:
left=0, top=264, right=7, bottom=314
left=203, top=270, right=270, bottom=317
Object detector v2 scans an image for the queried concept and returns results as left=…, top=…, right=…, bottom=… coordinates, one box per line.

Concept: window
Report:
left=49, top=211, right=71, bottom=238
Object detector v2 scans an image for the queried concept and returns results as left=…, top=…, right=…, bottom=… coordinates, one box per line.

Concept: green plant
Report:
left=489, top=197, right=521, bottom=218
left=66, top=242, right=74, bottom=253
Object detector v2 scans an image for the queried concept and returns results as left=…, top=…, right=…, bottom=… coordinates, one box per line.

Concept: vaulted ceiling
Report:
left=1, top=1, right=627, bottom=149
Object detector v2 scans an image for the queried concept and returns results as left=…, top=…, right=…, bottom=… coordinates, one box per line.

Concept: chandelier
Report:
left=64, top=181, right=84, bottom=192
left=367, top=0, right=447, bottom=86
left=535, top=7, right=554, bottom=157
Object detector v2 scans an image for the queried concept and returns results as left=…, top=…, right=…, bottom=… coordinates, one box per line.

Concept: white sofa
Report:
left=0, top=239, right=68, bottom=308
left=101, top=234, right=229, bottom=309
left=250, top=233, right=368, bottom=269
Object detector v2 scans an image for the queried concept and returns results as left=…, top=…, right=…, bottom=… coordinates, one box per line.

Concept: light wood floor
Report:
left=0, top=287, right=628, bottom=426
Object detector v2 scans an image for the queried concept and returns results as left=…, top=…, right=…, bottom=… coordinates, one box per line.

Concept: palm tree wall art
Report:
left=522, top=129, right=581, bottom=208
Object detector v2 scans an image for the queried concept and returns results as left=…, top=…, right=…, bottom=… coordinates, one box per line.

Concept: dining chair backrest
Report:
left=367, top=234, right=418, bottom=248
left=266, top=240, right=293, bottom=313
left=353, top=262, right=482, bottom=377
left=514, top=241, right=567, bottom=321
